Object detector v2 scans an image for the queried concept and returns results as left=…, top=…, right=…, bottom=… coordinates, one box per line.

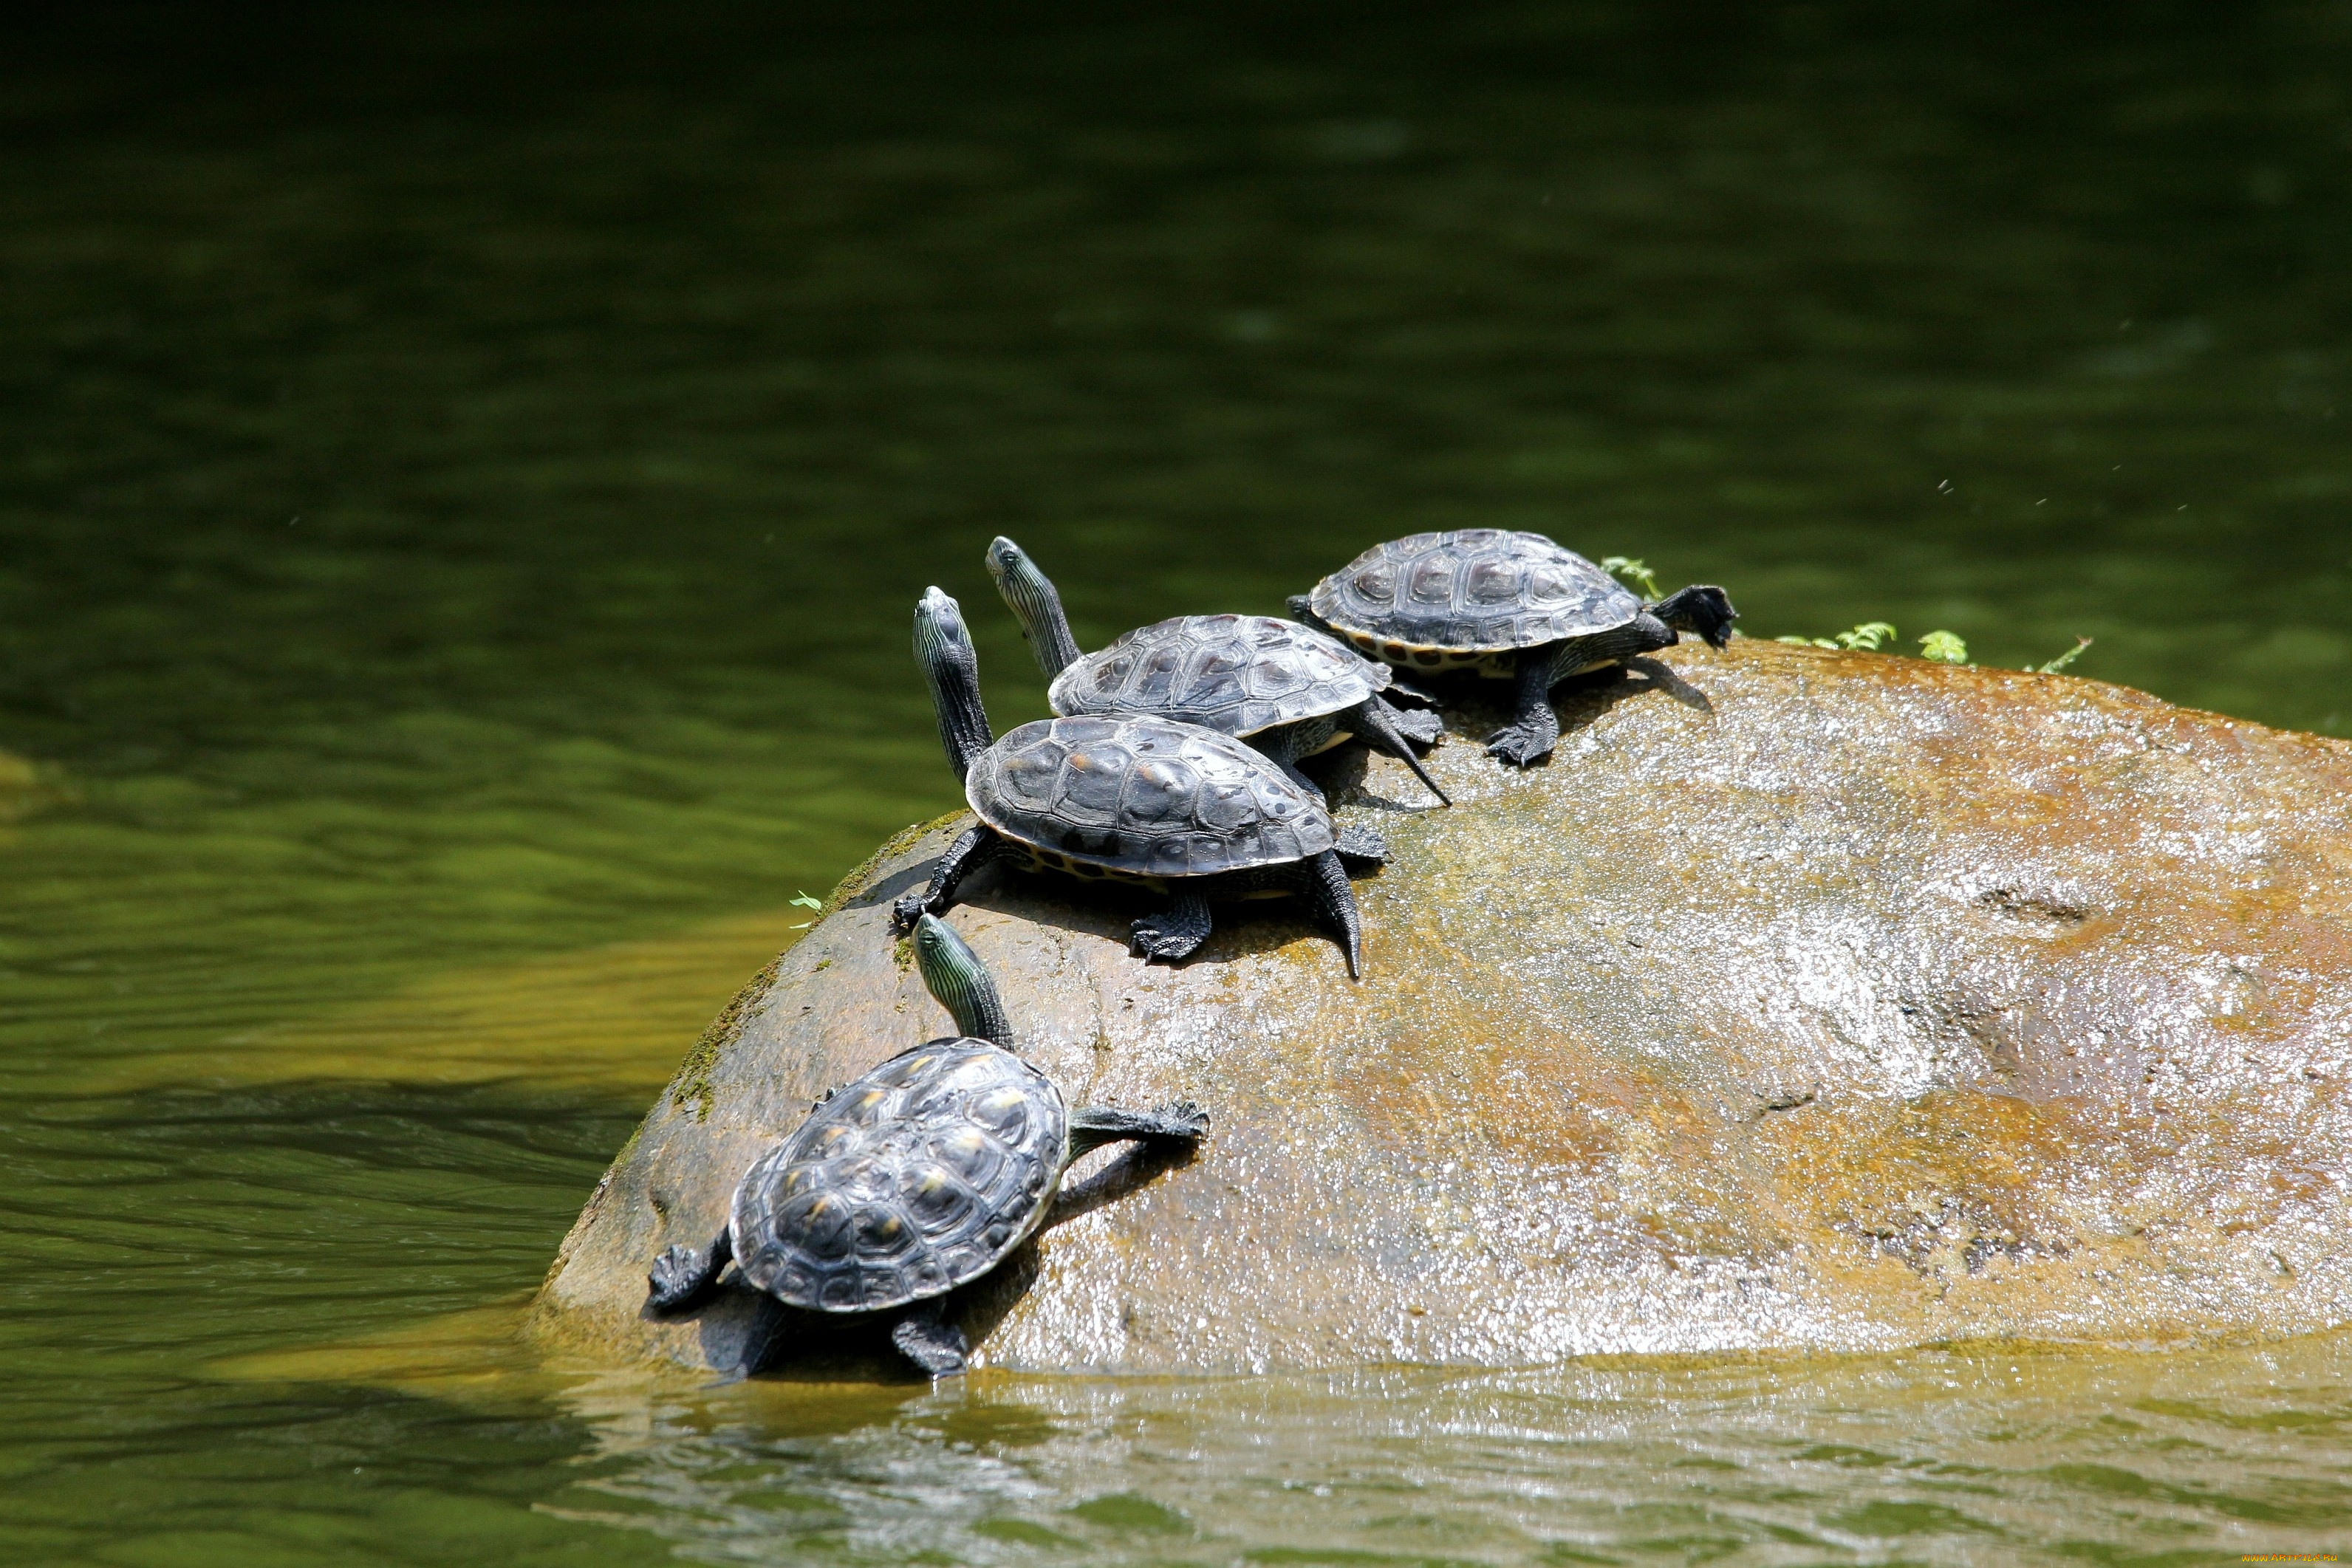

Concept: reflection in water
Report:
left=4, top=0, right=2352, bottom=1561
left=244, top=1312, right=2352, bottom=1564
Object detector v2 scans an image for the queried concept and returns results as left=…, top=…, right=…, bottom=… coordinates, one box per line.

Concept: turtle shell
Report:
left=968, top=713, right=1332, bottom=877
left=1047, top=614, right=1387, bottom=737
left=728, top=1038, right=1068, bottom=1315
left=1307, top=529, right=1640, bottom=658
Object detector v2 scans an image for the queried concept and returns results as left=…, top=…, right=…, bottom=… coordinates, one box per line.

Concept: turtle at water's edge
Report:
left=985, top=536, right=1448, bottom=818
left=645, top=914, right=1206, bottom=1379
left=889, top=586, right=1373, bottom=976
left=1293, top=528, right=1734, bottom=766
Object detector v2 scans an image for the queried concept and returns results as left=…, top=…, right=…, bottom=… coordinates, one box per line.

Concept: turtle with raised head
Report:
left=1291, top=529, right=1736, bottom=767
left=890, top=586, right=1372, bottom=976
left=646, top=913, right=1209, bottom=1379
left=985, top=536, right=1448, bottom=811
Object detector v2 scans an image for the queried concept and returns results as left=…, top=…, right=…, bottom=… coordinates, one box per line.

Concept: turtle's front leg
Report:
left=889, top=1297, right=970, bottom=1379
left=647, top=1226, right=734, bottom=1312
left=1344, top=699, right=1449, bottom=806
left=892, top=824, right=1006, bottom=934
left=1130, top=891, right=1214, bottom=965
left=1484, top=644, right=1566, bottom=767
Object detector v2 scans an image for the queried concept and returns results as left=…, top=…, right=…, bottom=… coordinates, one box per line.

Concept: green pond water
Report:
left=4, top=2, right=2351, bottom=1561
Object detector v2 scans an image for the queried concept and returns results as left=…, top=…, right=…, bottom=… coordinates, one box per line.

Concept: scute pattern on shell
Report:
left=1047, top=614, right=1385, bottom=736
left=969, top=714, right=1333, bottom=876
left=729, top=1038, right=1068, bottom=1314
left=1307, top=528, right=1640, bottom=653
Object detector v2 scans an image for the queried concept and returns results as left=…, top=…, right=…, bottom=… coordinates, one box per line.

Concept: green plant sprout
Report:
left=1918, top=630, right=1969, bottom=664
left=1777, top=620, right=1898, bottom=651
left=2032, top=636, right=2093, bottom=675
left=1775, top=621, right=1972, bottom=662
left=1772, top=621, right=2093, bottom=674
left=1601, top=556, right=1664, bottom=601
left=788, top=889, right=824, bottom=930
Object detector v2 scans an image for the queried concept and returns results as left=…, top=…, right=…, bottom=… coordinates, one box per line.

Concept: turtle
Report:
left=985, top=536, right=1449, bottom=812
left=645, top=911, right=1209, bottom=1380
left=1290, top=529, right=1736, bottom=767
left=889, top=586, right=1372, bottom=977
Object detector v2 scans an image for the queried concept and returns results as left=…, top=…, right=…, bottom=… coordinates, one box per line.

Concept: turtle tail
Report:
left=1302, top=848, right=1363, bottom=981
left=1348, top=699, right=1450, bottom=807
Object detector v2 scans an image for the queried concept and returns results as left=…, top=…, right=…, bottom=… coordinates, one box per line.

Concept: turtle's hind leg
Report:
left=1296, top=848, right=1364, bottom=979
left=648, top=1227, right=734, bottom=1312
left=1067, top=1100, right=1211, bottom=1157
left=890, top=1298, right=970, bottom=1380
left=892, top=824, right=1008, bottom=934
left=1334, top=823, right=1389, bottom=869
left=1344, top=699, right=1450, bottom=806
left=1131, top=892, right=1213, bottom=964
left=1380, top=695, right=1444, bottom=747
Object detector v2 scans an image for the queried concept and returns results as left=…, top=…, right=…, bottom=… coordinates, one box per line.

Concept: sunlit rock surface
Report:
left=532, top=640, right=2352, bottom=1375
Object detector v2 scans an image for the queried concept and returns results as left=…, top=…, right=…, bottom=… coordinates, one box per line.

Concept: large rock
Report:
left=530, top=641, right=2352, bottom=1375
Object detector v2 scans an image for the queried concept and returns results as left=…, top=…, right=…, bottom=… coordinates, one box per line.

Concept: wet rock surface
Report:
left=531, top=640, right=2352, bottom=1375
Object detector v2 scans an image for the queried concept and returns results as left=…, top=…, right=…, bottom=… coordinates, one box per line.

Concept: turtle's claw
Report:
left=1129, top=920, right=1191, bottom=962
left=889, top=891, right=934, bottom=935
left=1386, top=706, right=1443, bottom=747
left=1333, top=824, right=1389, bottom=868
left=1129, top=895, right=1212, bottom=963
left=1153, top=1099, right=1211, bottom=1140
left=1484, top=724, right=1556, bottom=768
left=647, top=1246, right=711, bottom=1312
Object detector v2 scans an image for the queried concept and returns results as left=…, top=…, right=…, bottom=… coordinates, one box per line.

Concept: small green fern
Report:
left=1918, top=631, right=1969, bottom=664
left=1776, top=621, right=1972, bottom=663
left=1776, top=620, right=1901, bottom=652
left=1774, top=620, right=2093, bottom=674
left=788, top=889, right=824, bottom=930
left=1601, top=555, right=1664, bottom=601
left=2032, top=637, right=2093, bottom=675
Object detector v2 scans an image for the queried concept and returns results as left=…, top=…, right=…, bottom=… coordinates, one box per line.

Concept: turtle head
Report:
left=914, top=586, right=994, bottom=784
left=983, top=535, right=1084, bottom=679
left=913, top=913, right=1013, bottom=1047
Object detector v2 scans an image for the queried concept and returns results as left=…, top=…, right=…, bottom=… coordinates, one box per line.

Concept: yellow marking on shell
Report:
left=806, top=1195, right=836, bottom=1218
left=982, top=1088, right=1028, bottom=1112
left=856, top=1089, right=886, bottom=1110
left=907, top=1055, right=937, bottom=1073
left=1013, top=843, right=1166, bottom=892
left=873, top=1216, right=901, bottom=1239
left=917, top=1170, right=948, bottom=1194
